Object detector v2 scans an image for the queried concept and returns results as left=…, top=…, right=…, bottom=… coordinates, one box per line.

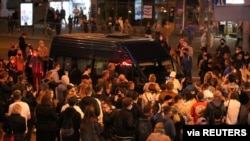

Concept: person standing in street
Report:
left=145, top=21, right=152, bottom=38
left=18, top=33, right=28, bottom=60
left=118, top=16, right=124, bottom=33
left=152, top=19, right=163, bottom=42
left=235, top=22, right=243, bottom=47
left=73, top=6, right=80, bottom=26
left=68, top=15, right=73, bottom=34
left=185, top=22, right=195, bottom=45
left=122, top=19, right=133, bottom=34
left=54, top=14, right=61, bottom=35
left=106, top=16, right=113, bottom=33
left=38, top=40, right=49, bottom=75
left=28, top=49, right=44, bottom=92
left=89, top=17, right=97, bottom=33
left=162, top=21, right=172, bottom=45
left=114, top=19, right=120, bottom=32
left=7, top=15, right=14, bottom=35
left=12, top=9, right=19, bottom=30
left=60, top=7, right=67, bottom=25
left=200, top=26, right=214, bottom=49
left=4, top=104, right=26, bottom=141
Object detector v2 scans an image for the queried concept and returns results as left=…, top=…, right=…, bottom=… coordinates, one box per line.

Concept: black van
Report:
left=49, top=33, right=184, bottom=92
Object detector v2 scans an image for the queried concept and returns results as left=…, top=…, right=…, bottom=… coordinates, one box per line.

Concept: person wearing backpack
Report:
left=59, top=96, right=81, bottom=141
left=204, top=90, right=226, bottom=125
left=136, top=104, right=153, bottom=141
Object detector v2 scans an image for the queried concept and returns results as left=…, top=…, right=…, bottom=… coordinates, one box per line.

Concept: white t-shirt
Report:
left=8, top=101, right=31, bottom=121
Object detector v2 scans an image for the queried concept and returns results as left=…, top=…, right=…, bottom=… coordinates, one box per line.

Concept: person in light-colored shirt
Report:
left=8, top=90, right=31, bottom=123
left=165, top=71, right=185, bottom=94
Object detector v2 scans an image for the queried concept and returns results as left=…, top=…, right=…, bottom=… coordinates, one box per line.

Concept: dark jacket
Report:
left=80, top=117, right=102, bottom=141
left=79, top=96, right=100, bottom=117
left=102, top=109, right=120, bottom=139
left=18, top=36, right=27, bottom=52
left=59, top=107, right=81, bottom=141
left=114, top=108, right=135, bottom=137
left=0, top=81, right=13, bottom=122
left=3, top=114, right=26, bottom=141
left=205, top=100, right=226, bottom=125
left=35, top=104, right=58, bottom=141
left=162, top=115, right=176, bottom=141
left=8, top=49, right=18, bottom=59
left=35, top=104, right=58, bottom=132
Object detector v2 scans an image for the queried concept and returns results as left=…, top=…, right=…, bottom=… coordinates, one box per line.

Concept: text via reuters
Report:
left=183, top=125, right=250, bottom=140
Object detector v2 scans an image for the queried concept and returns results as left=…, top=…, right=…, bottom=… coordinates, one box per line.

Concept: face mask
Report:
left=168, top=102, right=173, bottom=106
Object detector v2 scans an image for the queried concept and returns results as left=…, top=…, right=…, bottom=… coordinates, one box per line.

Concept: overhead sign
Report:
left=143, top=5, right=152, bottom=19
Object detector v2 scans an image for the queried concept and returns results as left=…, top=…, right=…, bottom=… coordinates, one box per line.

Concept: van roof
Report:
left=55, top=33, right=153, bottom=41
left=50, top=33, right=171, bottom=62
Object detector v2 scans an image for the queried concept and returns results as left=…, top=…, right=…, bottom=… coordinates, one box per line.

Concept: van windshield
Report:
left=138, top=59, right=182, bottom=84
left=117, top=58, right=183, bottom=87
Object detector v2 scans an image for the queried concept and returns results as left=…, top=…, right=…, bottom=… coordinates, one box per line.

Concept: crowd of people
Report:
left=0, top=18, right=250, bottom=141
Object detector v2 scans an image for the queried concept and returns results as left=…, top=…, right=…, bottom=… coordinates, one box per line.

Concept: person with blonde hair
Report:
left=3, top=104, right=26, bottom=141
left=7, top=90, right=31, bottom=122
left=143, top=73, right=161, bottom=93
left=146, top=122, right=171, bottom=141
left=38, top=40, right=49, bottom=74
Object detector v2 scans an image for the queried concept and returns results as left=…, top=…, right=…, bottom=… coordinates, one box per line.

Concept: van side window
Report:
left=77, top=59, right=91, bottom=72
left=163, top=60, right=174, bottom=73
left=56, top=57, right=64, bottom=68
left=65, top=57, right=72, bottom=71
left=94, top=60, right=108, bottom=75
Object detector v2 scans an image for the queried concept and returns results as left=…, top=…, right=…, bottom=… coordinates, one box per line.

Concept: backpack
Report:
left=210, top=102, right=224, bottom=125
left=60, top=113, right=75, bottom=137
left=137, top=118, right=153, bottom=141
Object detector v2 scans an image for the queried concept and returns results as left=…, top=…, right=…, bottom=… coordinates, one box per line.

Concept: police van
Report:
left=49, top=33, right=184, bottom=92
